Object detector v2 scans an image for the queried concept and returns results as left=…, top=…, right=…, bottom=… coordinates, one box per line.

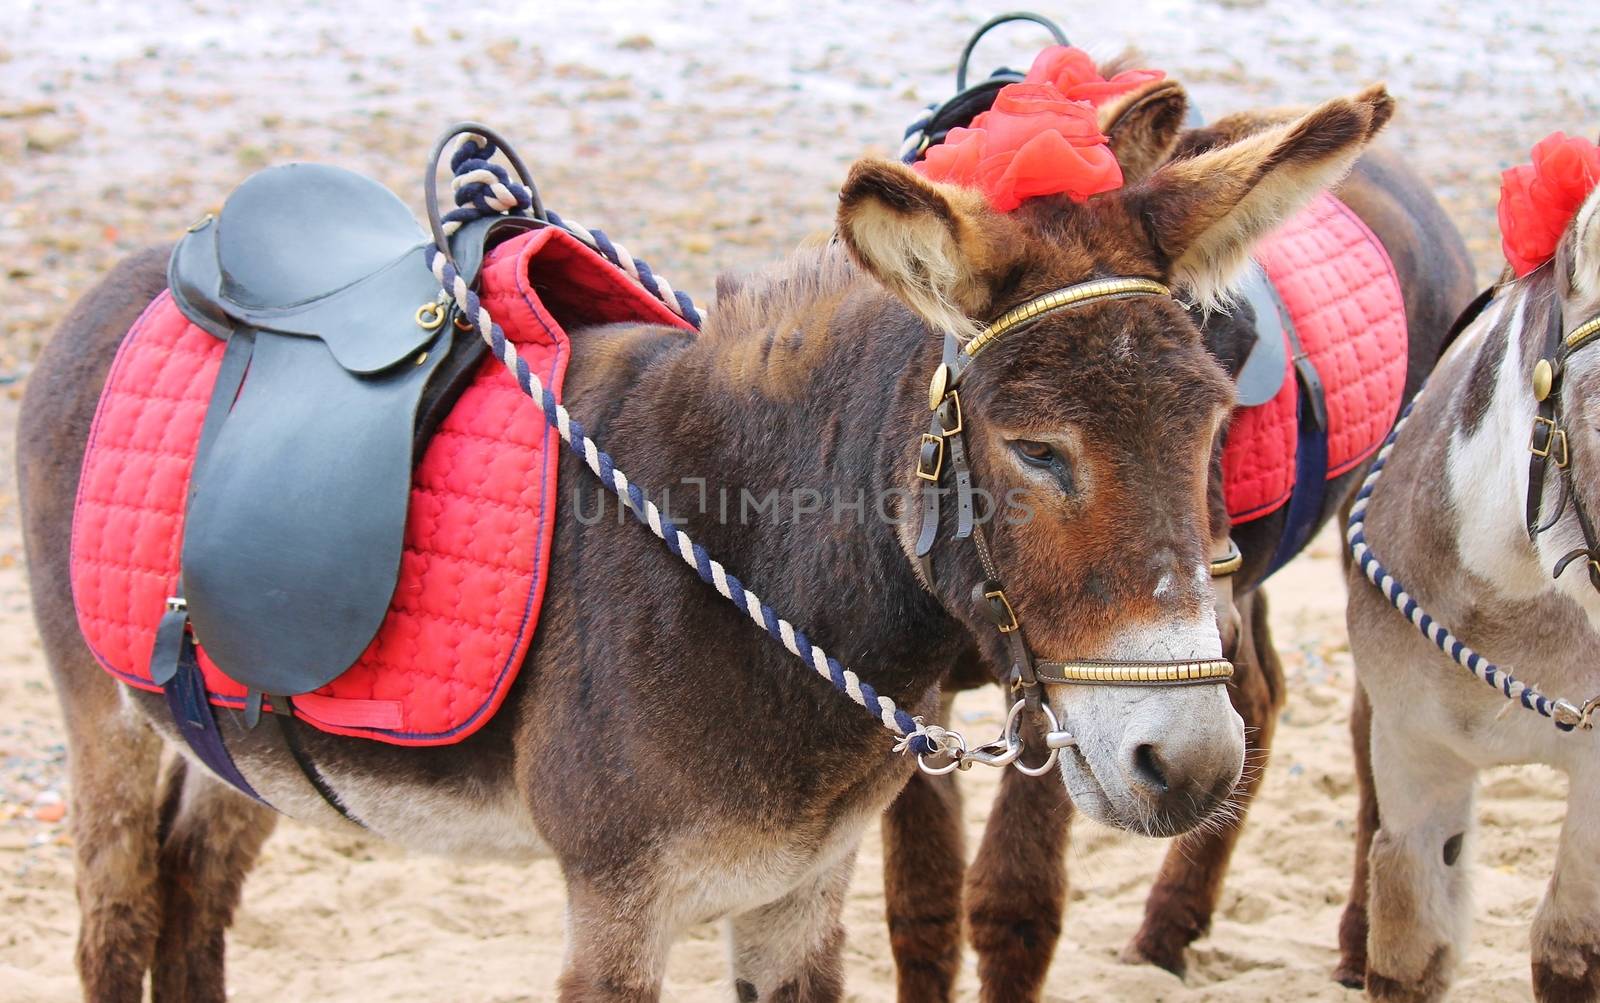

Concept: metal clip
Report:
left=913, top=700, right=1061, bottom=776
left=165, top=596, right=188, bottom=613
left=1552, top=695, right=1600, bottom=731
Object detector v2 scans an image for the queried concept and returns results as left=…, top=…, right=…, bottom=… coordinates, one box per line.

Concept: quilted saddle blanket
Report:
left=72, top=226, right=693, bottom=745
left=1222, top=193, right=1408, bottom=523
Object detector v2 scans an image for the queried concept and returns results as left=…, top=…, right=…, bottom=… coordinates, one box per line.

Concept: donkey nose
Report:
left=1119, top=717, right=1243, bottom=826
left=1130, top=742, right=1170, bottom=795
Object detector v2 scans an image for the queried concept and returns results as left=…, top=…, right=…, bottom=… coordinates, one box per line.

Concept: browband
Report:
left=963, top=276, right=1172, bottom=361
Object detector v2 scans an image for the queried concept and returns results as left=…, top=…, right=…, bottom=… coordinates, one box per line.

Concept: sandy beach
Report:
left=2, top=2, right=1598, bottom=999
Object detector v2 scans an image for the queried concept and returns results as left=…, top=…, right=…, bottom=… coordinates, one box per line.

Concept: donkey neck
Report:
left=565, top=252, right=964, bottom=704
left=1444, top=277, right=1600, bottom=625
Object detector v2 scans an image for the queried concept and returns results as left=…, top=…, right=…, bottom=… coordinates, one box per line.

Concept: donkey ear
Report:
left=837, top=159, right=1001, bottom=339
left=1099, top=79, right=1189, bottom=185
left=1134, top=84, right=1394, bottom=310
left=1561, top=184, right=1600, bottom=305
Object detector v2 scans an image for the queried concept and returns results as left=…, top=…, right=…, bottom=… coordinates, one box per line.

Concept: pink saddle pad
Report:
left=71, top=226, right=692, bottom=745
left=1222, top=193, right=1408, bottom=523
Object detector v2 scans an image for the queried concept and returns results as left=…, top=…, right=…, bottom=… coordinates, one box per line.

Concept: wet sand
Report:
left=2, top=2, right=1598, bottom=999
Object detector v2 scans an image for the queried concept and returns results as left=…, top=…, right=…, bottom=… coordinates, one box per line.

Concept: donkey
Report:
left=880, top=79, right=1478, bottom=1002
left=1330, top=179, right=1600, bottom=1001
left=20, top=88, right=1389, bottom=1003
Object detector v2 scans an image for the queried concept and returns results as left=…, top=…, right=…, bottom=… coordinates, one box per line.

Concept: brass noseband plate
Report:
left=1035, top=658, right=1234, bottom=686
left=1564, top=314, right=1600, bottom=353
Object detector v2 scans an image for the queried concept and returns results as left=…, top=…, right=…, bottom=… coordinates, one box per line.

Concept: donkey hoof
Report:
left=1533, top=943, right=1600, bottom=1003
left=1331, top=959, right=1366, bottom=990
left=1120, top=936, right=1187, bottom=979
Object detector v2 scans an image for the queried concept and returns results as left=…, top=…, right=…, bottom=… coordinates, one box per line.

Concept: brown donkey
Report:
left=22, top=89, right=1385, bottom=1002
left=881, top=81, right=1479, bottom=1001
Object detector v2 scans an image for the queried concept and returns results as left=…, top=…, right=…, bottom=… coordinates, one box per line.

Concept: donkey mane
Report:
left=701, top=238, right=863, bottom=344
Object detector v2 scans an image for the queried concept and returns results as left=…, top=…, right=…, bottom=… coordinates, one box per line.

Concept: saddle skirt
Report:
left=1222, top=193, right=1408, bottom=523
left=72, top=226, right=691, bottom=745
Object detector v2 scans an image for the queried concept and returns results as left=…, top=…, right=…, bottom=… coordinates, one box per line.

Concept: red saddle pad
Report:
left=72, top=226, right=692, bottom=745
left=1222, top=194, right=1408, bottom=523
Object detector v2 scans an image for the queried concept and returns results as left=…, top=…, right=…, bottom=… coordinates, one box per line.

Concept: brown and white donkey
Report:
left=20, top=89, right=1388, bottom=1002
left=1337, top=177, right=1600, bottom=1001
left=879, top=78, right=1479, bottom=1001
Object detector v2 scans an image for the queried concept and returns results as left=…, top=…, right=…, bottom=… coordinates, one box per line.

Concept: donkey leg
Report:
left=559, top=883, right=669, bottom=1003
left=882, top=694, right=964, bottom=1003
left=967, top=714, right=1073, bottom=1003
left=1363, top=709, right=1475, bottom=1002
left=1333, top=683, right=1379, bottom=989
left=52, top=662, right=165, bottom=1000
left=1123, top=587, right=1284, bottom=977
left=1530, top=776, right=1600, bottom=1002
left=150, top=759, right=278, bottom=1003
left=728, top=854, right=855, bottom=1002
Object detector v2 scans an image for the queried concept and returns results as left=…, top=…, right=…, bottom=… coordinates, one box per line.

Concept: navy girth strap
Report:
left=1263, top=292, right=1330, bottom=580
left=152, top=602, right=269, bottom=806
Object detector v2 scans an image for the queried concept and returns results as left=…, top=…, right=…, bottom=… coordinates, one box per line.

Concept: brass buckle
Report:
left=916, top=433, right=945, bottom=481
left=1531, top=417, right=1569, bottom=467
left=984, top=588, right=1019, bottom=633
left=937, top=390, right=963, bottom=436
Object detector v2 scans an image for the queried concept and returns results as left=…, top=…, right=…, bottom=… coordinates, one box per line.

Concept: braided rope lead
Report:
left=898, top=104, right=936, bottom=163
left=1348, top=392, right=1587, bottom=731
left=423, top=134, right=933, bottom=757
left=440, top=134, right=702, bottom=329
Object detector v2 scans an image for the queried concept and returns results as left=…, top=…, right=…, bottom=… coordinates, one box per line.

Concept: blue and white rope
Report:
left=440, top=134, right=702, bottom=328
left=898, top=105, right=936, bottom=163
left=426, top=136, right=938, bottom=757
left=1348, top=391, right=1585, bottom=731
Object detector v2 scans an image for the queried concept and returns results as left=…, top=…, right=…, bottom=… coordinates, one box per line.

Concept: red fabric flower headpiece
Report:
left=914, top=46, right=1163, bottom=212
left=1498, top=132, right=1600, bottom=277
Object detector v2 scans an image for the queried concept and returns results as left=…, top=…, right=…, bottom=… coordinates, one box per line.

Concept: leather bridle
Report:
left=914, top=276, right=1235, bottom=715
left=1526, top=305, right=1600, bottom=592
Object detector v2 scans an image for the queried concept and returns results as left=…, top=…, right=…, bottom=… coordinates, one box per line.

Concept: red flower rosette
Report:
left=1023, top=45, right=1165, bottom=107
left=1498, top=131, right=1600, bottom=277
left=915, top=81, right=1124, bottom=211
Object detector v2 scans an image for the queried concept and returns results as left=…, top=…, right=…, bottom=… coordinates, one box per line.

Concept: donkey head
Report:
left=839, top=86, right=1392, bottom=836
left=1539, top=182, right=1600, bottom=613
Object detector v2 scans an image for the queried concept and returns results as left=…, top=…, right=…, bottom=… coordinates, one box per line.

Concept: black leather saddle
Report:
left=164, top=161, right=533, bottom=700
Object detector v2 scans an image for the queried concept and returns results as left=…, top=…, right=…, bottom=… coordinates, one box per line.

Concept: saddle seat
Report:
left=163, top=162, right=531, bottom=700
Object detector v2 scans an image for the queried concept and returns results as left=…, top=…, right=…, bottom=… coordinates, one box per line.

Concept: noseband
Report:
left=913, top=276, right=1234, bottom=757
left=1527, top=308, right=1600, bottom=592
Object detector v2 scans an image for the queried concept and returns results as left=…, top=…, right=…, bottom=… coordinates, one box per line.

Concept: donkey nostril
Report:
left=1133, top=743, right=1169, bottom=795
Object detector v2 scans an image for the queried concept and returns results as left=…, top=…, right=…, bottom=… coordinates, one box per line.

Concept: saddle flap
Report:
left=181, top=327, right=453, bottom=696
left=1233, top=262, right=1291, bottom=407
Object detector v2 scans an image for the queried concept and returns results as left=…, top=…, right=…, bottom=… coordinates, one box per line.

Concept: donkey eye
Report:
left=1013, top=440, right=1056, bottom=467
